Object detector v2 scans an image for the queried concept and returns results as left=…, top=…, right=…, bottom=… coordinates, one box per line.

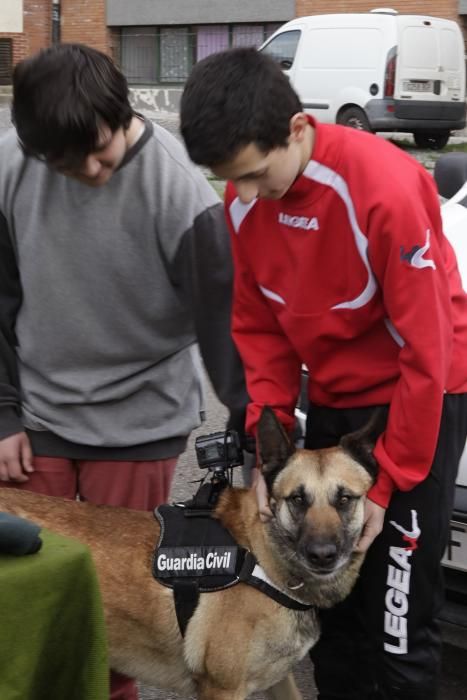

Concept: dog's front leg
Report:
left=196, top=678, right=246, bottom=700
left=266, top=673, right=303, bottom=700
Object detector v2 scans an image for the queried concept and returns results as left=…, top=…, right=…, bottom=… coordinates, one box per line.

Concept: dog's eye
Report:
left=337, top=494, right=356, bottom=507
left=289, top=493, right=306, bottom=506
left=286, top=487, right=308, bottom=508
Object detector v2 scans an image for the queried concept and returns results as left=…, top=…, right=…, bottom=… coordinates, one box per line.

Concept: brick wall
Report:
left=24, top=0, right=51, bottom=56
left=3, top=0, right=115, bottom=73
left=296, top=1, right=459, bottom=23
left=61, top=0, right=113, bottom=55
left=1, top=0, right=50, bottom=65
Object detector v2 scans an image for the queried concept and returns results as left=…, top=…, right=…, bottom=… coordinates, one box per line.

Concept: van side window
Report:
left=260, top=30, right=300, bottom=70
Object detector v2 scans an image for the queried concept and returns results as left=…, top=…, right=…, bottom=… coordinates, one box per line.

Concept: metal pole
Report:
left=52, top=0, right=61, bottom=45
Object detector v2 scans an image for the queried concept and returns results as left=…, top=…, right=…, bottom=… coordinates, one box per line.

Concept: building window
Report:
left=120, top=23, right=282, bottom=85
left=197, top=25, right=229, bottom=61
left=232, top=25, right=265, bottom=48
left=160, top=27, right=192, bottom=83
left=121, top=27, right=157, bottom=83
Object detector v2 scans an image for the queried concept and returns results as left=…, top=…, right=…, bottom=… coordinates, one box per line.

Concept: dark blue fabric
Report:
left=0, top=511, right=42, bottom=555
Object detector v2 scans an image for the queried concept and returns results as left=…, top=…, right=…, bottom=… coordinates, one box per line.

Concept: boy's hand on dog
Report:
left=252, top=468, right=273, bottom=522
left=355, top=499, right=386, bottom=553
left=0, top=432, right=34, bottom=482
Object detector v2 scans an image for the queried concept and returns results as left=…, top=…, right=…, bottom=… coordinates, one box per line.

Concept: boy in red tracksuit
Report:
left=180, top=48, right=467, bottom=700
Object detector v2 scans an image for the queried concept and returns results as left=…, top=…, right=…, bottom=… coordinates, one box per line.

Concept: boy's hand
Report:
left=0, top=432, right=34, bottom=482
left=355, top=499, right=386, bottom=553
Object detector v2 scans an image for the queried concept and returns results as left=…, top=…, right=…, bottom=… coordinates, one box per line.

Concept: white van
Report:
left=259, top=8, right=466, bottom=149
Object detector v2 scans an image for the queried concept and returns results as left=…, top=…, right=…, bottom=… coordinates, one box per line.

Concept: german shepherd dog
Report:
left=0, top=407, right=379, bottom=700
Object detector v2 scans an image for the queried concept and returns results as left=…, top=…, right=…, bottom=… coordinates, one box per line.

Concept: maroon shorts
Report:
left=3, top=456, right=177, bottom=509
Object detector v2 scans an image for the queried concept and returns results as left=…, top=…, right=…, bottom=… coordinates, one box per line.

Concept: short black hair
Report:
left=12, top=43, right=133, bottom=162
left=180, top=47, right=302, bottom=167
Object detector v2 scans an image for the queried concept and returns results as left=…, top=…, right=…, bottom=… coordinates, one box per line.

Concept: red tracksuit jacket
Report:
left=225, top=118, right=467, bottom=507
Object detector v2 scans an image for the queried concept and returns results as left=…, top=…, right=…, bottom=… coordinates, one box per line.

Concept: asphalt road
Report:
left=0, top=105, right=466, bottom=698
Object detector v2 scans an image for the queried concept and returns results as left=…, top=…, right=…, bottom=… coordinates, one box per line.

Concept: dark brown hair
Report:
left=181, top=47, right=302, bottom=166
left=12, top=43, right=133, bottom=162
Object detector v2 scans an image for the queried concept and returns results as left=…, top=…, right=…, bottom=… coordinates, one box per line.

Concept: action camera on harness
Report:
left=188, top=428, right=244, bottom=508
left=195, top=429, right=243, bottom=476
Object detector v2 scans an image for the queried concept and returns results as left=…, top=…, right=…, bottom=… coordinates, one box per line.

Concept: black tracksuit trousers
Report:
left=305, top=394, right=467, bottom=700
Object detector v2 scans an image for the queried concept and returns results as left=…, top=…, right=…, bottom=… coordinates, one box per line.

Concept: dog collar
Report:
left=239, top=555, right=314, bottom=611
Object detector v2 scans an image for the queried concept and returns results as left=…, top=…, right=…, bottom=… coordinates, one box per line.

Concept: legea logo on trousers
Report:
left=384, top=510, right=421, bottom=655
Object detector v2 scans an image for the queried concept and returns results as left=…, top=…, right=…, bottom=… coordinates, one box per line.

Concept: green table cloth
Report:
left=0, top=529, right=109, bottom=700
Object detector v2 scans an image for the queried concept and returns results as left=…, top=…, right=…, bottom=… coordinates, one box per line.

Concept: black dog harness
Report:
left=153, top=482, right=313, bottom=636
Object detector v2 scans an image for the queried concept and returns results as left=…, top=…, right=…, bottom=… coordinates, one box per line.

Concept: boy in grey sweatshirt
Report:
left=0, top=43, right=247, bottom=700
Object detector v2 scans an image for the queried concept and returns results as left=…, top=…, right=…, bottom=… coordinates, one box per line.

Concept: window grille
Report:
left=120, top=24, right=282, bottom=85
left=0, top=39, right=13, bottom=85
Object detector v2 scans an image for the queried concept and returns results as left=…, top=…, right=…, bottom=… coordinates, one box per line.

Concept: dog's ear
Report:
left=339, top=408, right=388, bottom=482
left=257, top=407, right=295, bottom=490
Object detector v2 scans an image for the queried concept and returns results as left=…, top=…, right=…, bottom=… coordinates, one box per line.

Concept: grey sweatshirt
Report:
left=0, top=118, right=248, bottom=460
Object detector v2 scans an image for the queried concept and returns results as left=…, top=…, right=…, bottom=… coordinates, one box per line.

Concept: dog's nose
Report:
left=305, top=541, right=338, bottom=569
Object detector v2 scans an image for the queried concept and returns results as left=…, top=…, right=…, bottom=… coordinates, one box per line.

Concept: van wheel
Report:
left=413, top=131, right=450, bottom=150
left=337, top=107, right=371, bottom=131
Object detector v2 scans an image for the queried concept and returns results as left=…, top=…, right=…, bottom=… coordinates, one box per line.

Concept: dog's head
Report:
left=257, top=407, right=383, bottom=591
